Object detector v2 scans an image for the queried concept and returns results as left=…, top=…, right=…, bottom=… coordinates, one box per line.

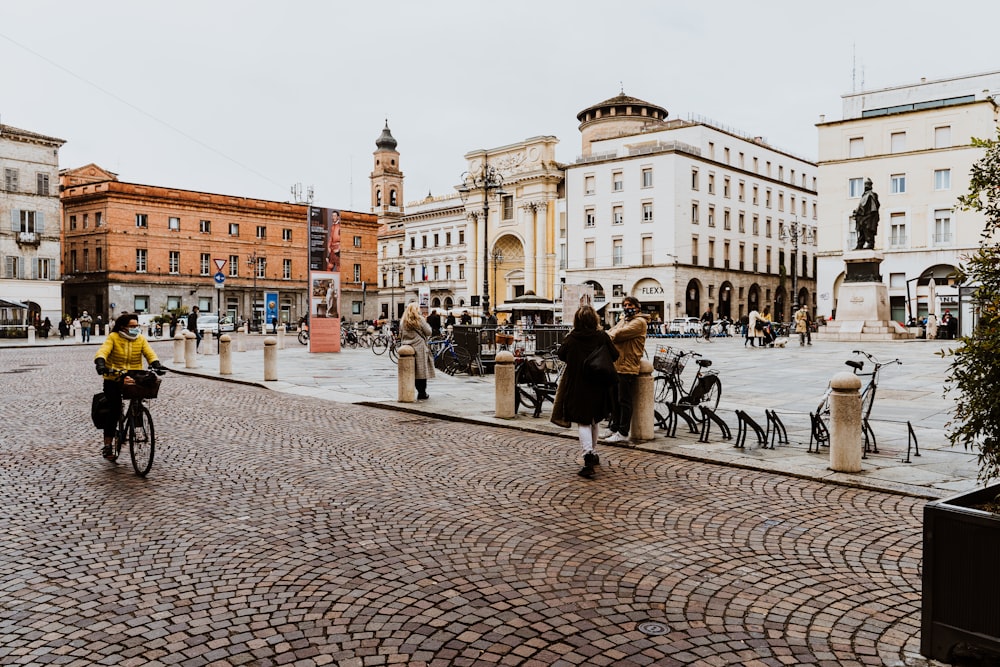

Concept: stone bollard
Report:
left=27, top=325, right=35, bottom=344
left=397, top=344, right=416, bottom=403
left=237, top=330, right=246, bottom=353
left=173, top=332, right=186, bottom=364
left=73, top=324, right=82, bottom=343
left=277, top=324, right=286, bottom=350
left=243, top=323, right=250, bottom=335
left=631, top=359, right=655, bottom=442
left=219, top=334, right=232, bottom=375
left=829, top=371, right=863, bottom=473
left=263, top=336, right=277, bottom=381
left=184, top=332, right=198, bottom=368
left=494, top=350, right=516, bottom=418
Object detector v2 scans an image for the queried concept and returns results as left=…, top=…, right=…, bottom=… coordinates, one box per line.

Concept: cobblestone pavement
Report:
left=0, top=345, right=941, bottom=666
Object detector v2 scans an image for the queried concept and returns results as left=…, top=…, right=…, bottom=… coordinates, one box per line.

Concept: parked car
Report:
left=669, top=317, right=702, bottom=335
left=196, top=314, right=235, bottom=334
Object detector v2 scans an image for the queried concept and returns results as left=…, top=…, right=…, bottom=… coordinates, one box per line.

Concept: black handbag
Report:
left=583, top=340, right=617, bottom=385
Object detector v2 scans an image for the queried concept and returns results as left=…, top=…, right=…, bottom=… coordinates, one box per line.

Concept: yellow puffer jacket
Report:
left=94, top=333, right=159, bottom=380
left=608, top=313, right=649, bottom=375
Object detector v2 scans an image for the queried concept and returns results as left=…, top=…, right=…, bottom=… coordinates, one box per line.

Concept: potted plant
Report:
left=922, top=128, right=1000, bottom=663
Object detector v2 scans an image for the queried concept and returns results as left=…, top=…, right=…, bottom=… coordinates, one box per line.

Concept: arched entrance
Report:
left=633, top=277, right=664, bottom=323
left=747, top=284, right=761, bottom=314
left=493, top=234, right=525, bottom=306
left=684, top=279, right=701, bottom=317
left=718, top=282, right=734, bottom=318
left=797, top=287, right=810, bottom=310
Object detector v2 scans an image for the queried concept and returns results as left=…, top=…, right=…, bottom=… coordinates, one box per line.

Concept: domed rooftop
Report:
left=375, top=121, right=397, bottom=151
left=576, top=92, right=668, bottom=125
left=576, top=92, right=669, bottom=156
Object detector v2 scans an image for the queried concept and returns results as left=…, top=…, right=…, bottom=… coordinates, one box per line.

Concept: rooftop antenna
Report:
left=306, top=186, right=314, bottom=204
left=620, top=81, right=624, bottom=95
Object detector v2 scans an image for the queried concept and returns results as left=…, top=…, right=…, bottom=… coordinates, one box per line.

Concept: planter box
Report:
left=922, top=483, right=1000, bottom=662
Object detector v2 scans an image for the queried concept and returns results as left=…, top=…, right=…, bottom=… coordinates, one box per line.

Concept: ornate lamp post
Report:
left=457, top=156, right=506, bottom=318
left=491, top=249, right=504, bottom=307
left=780, top=217, right=804, bottom=310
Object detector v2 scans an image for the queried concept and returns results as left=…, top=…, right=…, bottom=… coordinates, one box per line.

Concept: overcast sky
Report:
left=3, top=1, right=998, bottom=211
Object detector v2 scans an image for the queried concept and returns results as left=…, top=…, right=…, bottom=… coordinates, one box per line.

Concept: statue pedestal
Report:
left=816, top=251, right=914, bottom=342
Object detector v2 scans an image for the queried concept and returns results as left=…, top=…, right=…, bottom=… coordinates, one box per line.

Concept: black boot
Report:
left=578, top=452, right=598, bottom=478
left=416, top=379, right=429, bottom=400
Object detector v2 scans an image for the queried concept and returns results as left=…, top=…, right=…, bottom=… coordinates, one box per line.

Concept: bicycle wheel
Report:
left=389, top=343, right=398, bottom=364
left=372, top=337, right=388, bottom=355
left=696, top=375, right=722, bottom=411
left=653, top=375, right=678, bottom=404
left=128, top=405, right=155, bottom=477
left=298, top=330, right=308, bottom=345
left=449, top=347, right=472, bottom=375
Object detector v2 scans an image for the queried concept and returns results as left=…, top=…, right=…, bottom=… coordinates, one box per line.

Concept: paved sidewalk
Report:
left=124, top=330, right=978, bottom=501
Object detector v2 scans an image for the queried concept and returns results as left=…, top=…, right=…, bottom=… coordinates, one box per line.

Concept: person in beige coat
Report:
left=601, top=296, right=649, bottom=444
left=400, top=303, right=435, bottom=400
left=794, top=304, right=812, bottom=346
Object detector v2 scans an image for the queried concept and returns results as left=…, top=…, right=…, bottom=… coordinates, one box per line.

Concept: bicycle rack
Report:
left=808, top=412, right=829, bottom=453
left=734, top=410, right=769, bottom=449
left=765, top=410, right=789, bottom=447
left=903, top=421, right=921, bottom=463
left=663, top=403, right=699, bottom=437
left=698, top=406, right=732, bottom=443
left=862, top=418, right=878, bottom=457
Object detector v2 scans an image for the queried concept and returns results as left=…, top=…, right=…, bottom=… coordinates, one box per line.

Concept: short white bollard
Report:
left=73, top=324, right=82, bottom=343
left=397, top=344, right=415, bottom=403
left=829, top=371, right=863, bottom=473
left=631, top=359, right=655, bottom=442
left=219, top=334, right=232, bottom=375
left=184, top=331, right=197, bottom=368
left=494, top=350, right=515, bottom=418
left=237, top=330, right=246, bottom=353
left=174, top=332, right=185, bottom=364
left=263, top=336, right=277, bottom=381
left=277, top=324, right=286, bottom=350
left=27, top=325, right=35, bottom=344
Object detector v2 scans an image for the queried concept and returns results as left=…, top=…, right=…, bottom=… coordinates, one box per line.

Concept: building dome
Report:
left=576, top=92, right=669, bottom=156
left=375, top=121, right=397, bottom=151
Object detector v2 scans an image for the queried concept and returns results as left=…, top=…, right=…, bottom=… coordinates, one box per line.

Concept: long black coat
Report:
left=550, top=328, right=618, bottom=428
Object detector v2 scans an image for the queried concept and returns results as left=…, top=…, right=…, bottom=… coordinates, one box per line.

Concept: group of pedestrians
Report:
left=742, top=304, right=813, bottom=348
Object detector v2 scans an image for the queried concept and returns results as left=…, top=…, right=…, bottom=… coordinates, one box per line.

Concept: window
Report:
left=752, top=214, right=759, bottom=236
left=707, top=173, right=715, bottom=194
left=95, top=247, right=102, bottom=270
left=135, top=214, right=148, bottom=228
left=890, top=173, right=906, bottom=194
left=708, top=142, right=715, bottom=160
left=422, top=235, right=427, bottom=248
left=724, top=240, right=731, bottom=269
left=134, top=296, right=149, bottom=313
left=708, top=205, right=715, bottom=227
left=433, top=233, right=439, bottom=247
left=95, top=212, right=103, bottom=227
left=200, top=253, right=211, bottom=276
left=613, top=284, right=624, bottom=298
left=410, top=237, right=416, bottom=250
left=389, top=190, right=397, bottom=206
left=501, top=195, right=514, bottom=220
left=281, top=228, right=291, bottom=241
left=765, top=189, right=772, bottom=208
left=256, top=256, right=266, bottom=278
left=778, top=193, right=784, bottom=212
left=256, top=226, right=266, bottom=239
left=752, top=185, right=759, bottom=205
left=83, top=213, right=89, bottom=229
left=354, top=235, right=362, bottom=248
left=285, top=259, right=293, bottom=279
left=613, top=206, right=624, bottom=225
left=738, top=181, right=745, bottom=202
left=752, top=245, right=759, bottom=272
left=229, top=255, right=239, bottom=277
left=612, top=172, right=623, bottom=192
left=445, top=265, right=451, bottom=279
left=36, top=173, right=50, bottom=195
left=724, top=147, right=730, bottom=164
left=691, top=202, right=699, bottom=224
left=5, top=256, right=20, bottom=278
left=69, top=215, right=77, bottom=230
left=584, top=175, right=595, bottom=195
left=69, top=251, right=76, bottom=272
left=723, top=177, right=730, bottom=198
left=229, top=223, right=239, bottom=236
left=169, top=251, right=180, bottom=274
left=642, top=202, right=653, bottom=222
left=168, top=217, right=180, bottom=231
left=352, top=301, right=362, bottom=316
left=934, top=169, right=951, bottom=190
left=4, top=168, right=18, bottom=192
left=935, top=126, right=952, bottom=149
left=691, top=169, right=699, bottom=190
left=585, top=208, right=595, bottom=227
left=200, top=219, right=211, bottom=233
left=890, top=213, right=907, bottom=247
left=167, top=296, right=181, bottom=311
left=585, top=240, right=596, bottom=268
left=723, top=209, right=731, bottom=230
left=739, top=243, right=745, bottom=271
left=738, top=212, right=745, bottom=233
left=641, top=236, right=653, bottom=266
left=691, top=236, right=699, bottom=265
left=765, top=217, right=772, bottom=238
left=849, top=137, right=864, bottom=158
left=890, top=132, right=906, bottom=153
left=934, top=210, right=952, bottom=245
left=458, top=230, right=465, bottom=244
left=354, top=264, right=361, bottom=282
left=136, top=249, right=147, bottom=273
left=641, top=168, right=653, bottom=188
left=612, top=239, right=623, bottom=266
left=458, top=264, right=464, bottom=279
left=708, top=239, right=715, bottom=268
left=35, top=258, right=51, bottom=280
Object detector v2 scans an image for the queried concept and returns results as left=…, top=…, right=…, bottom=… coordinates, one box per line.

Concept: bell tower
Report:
left=370, top=121, right=403, bottom=222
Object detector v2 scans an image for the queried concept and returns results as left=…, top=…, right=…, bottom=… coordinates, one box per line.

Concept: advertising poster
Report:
left=562, top=284, right=595, bottom=324
left=264, top=291, right=279, bottom=332
left=307, top=206, right=341, bottom=352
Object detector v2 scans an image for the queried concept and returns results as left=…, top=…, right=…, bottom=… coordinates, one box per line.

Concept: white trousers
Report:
left=578, top=421, right=599, bottom=456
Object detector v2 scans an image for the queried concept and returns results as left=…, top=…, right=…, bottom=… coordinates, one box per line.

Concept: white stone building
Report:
left=816, top=71, right=1000, bottom=331
left=563, top=94, right=819, bottom=324
left=0, top=123, right=66, bottom=330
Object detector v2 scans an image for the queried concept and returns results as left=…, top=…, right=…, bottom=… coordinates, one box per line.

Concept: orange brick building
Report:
left=60, top=165, right=379, bottom=326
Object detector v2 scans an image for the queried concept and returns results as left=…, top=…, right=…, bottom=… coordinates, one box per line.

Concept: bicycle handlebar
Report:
left=851, top=349, right=902, bottom=367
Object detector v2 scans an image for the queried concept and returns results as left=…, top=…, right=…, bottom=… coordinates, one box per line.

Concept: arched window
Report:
left=390, top=189, right=397, bottom=206
left=375, top=189, right=382, bottom=206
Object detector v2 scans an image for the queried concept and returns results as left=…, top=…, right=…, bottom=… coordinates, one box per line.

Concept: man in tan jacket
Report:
left=601, top=296, right=649, bottom=444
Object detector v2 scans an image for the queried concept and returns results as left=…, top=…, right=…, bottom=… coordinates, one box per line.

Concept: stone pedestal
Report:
left=816, top=251, right=914, bottom=342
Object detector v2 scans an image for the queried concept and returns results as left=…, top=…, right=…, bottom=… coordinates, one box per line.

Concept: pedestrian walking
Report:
left=747, top=310, right=761, bottom=348
left=427, top=309, right=442, bottom=337
left=601, top=296, right=648, bottom=444
left=186, top=307, right=202, bottom=351
left=40, top=317, right=52, bottom=338
left=400, top=302, right=434, bottom=400
left=58, top=316, right=70, bottom=340
left=700, top=308, right=714, bottom=341
left=79, top=310, right=93, bottom=343
left=551, top=304, right=618, bottom=478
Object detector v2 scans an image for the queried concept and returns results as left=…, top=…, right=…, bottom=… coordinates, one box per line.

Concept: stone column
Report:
left=535, top=201, right=548, bottom=298
left=494, top=350, right=515, bottom=418
left=631, top=359, right=655, bottom=442
left=397, top=344, right=415, bottom=403
left=263, top=337, right=277, bottom=381
left=829, top=371, right=863, bottom=473
left=219, top=334, right=232, bottom=375
left=521, top=203, right=535, bottom=294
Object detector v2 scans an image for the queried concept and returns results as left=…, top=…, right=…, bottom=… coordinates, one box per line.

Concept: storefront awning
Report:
left=0, top=298, right=28, bottom=309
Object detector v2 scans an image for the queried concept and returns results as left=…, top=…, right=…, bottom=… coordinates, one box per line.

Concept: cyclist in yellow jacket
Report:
left=94, top=312, right=163, bottom=459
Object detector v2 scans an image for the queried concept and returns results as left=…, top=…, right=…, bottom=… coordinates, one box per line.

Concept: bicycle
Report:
left=297, top=324, right=309, bottom=345
left=105, top=367, right=166, bottom=476
left=514, top=346, right=564, bottom=417
left=811, top=350, right=902, bottom=451
left=652, top=346, right=722, bottom=428
left=428, top=335, right=472, bottom=375
left=371, top=331, right=399, bottom=363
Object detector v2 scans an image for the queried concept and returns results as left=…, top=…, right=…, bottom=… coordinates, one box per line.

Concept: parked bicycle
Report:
left=652, top=346, right=722, bottom=422
left=105, top=367, right=165, bottom=476
left=428, top=335, right=472, bottom=375
left=513, top=346, right=564, bottom=417
left=297, top=324, right=309, bottom=345
left=815, top=349, right=901, bottom=424
left=371, top=331, right=399, bottom=363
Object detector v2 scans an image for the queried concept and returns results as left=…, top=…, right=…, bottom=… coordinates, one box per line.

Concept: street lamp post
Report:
left=383, top=261, right=404, bottom=325
left=457, top=156, right=506, bottom=319
left=246, top=252, right=261, bottom=332
left=491, top=249, right=504, bottom=307
left=780, top=218, right=802, bottom=311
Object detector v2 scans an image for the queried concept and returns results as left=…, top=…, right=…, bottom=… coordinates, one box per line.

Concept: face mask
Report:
left=623, top=308, right=637, bottom=318
left=128, top=327, right=141, bottom=336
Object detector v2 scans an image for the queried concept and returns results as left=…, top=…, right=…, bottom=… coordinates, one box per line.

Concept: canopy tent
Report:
left=494, top=293, right=558, bottom=324
left=0, top=298, right=28, bottom=309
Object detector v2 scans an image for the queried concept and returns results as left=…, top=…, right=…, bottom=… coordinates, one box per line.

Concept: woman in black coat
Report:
left=551, top=305, right=619, bottom=478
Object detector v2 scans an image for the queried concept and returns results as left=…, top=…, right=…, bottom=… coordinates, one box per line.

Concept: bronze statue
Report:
left=851, top=178, right=880, bottom=250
